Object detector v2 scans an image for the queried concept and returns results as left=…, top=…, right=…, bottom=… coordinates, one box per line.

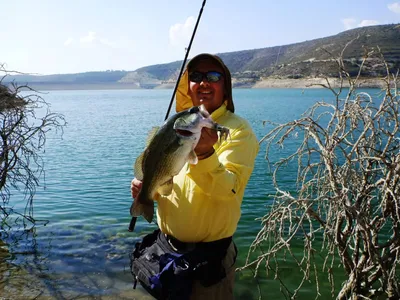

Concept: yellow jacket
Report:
left=156, top=58, right=259, bottom=242
left=156, top=104, right=258, bottom=242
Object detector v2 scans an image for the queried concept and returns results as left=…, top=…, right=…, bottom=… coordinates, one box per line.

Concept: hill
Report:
left=3, top=24, right=400, bottom=89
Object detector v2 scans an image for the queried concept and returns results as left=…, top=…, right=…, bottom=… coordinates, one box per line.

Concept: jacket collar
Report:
left=211, top=103, right=227, bottom=122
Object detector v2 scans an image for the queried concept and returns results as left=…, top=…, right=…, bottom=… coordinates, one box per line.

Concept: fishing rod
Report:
left=128, top=0, right=207, bottom=232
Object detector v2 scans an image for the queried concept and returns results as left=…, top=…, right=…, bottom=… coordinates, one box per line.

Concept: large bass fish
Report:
left=130, top=105, right=229, bottom=223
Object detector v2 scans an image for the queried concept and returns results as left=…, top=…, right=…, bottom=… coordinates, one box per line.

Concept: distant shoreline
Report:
left=20, top=83, right=142, bottom=91
left=251, top=77, right=386, bottom=89
left=22, top=77, right=386, bottom=92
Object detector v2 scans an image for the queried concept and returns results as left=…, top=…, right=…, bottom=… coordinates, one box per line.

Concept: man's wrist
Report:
left=196, top=148, right=215, bottom=160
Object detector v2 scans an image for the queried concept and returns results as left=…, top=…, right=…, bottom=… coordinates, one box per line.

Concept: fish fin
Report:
left=146, top=126, right=160, bottom=146
left=157, top=179, right=174, bottom=195
left=130, top=196, right=154, bottom=223
left=133, top=152, right=144, bottom=180
left=217, top=125, right=230, bottom=143
left=133, top=127, right=159, bottom=179
left=188, top=150, right=198, bottom=165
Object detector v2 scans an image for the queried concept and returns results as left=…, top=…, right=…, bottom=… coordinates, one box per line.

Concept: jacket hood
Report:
left=176, top=53, right=234, bottom=113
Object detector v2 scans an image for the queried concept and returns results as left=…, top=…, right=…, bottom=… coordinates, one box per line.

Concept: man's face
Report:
left=188, top=59, right=225, bottom=114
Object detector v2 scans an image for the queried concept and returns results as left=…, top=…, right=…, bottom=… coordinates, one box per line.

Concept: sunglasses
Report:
left=189, top=71, right=223, bottom=83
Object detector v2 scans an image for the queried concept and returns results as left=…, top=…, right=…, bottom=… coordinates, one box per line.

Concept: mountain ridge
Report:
left=3, top=23, right=400, bottom=89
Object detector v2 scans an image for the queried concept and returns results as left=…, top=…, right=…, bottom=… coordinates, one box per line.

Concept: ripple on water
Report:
left=3, top=88, right=370, bottom=299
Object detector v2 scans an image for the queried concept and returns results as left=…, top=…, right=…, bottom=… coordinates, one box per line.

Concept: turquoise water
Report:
left=1, top=88, right=380, bottom=299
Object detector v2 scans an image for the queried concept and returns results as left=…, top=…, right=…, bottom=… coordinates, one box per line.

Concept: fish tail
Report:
left=130, top=194, right=154, bottom=223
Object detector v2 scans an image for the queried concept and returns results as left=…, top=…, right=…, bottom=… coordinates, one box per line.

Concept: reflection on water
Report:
left=0, top=88, right=381, bottom=299
left=1, top=225, right=152, bottom=299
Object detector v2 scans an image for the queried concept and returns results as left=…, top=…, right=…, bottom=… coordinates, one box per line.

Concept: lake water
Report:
left=0, top=88, right=380, bottom=299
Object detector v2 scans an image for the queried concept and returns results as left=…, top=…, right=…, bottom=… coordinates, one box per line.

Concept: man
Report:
left=131, top=53, right=258, bottom=299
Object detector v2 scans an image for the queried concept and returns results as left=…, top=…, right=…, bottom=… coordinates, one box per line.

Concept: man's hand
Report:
left=195, top=128, right=218, bottom=160
left=131, top=178, right=142, bottom=198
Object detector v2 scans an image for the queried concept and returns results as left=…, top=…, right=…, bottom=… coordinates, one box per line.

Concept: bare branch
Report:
left=242, top=45, right=400, bottom=299
left=0, top=65, right=66, bottom=230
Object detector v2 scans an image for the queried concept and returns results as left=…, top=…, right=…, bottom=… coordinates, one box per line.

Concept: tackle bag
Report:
left=130, top=229, right=232, bottom=300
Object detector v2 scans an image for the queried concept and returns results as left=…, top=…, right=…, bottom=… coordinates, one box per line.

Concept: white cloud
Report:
left=80, top=31, right=97, bottom=43
left=388, top=2, right=400, bottom=13
left=358, top=20, right=379, bottom=27
left=169, top=16, right=195, bottom=47
left=98, top=38, right=114, bottom=47
left=64, top=38, right=74, bottom=46
left=342, top=18, right=357, bottom=30
left=341, top=18, right=379, bottom=30
left=79, top=31, right=115, bottom=47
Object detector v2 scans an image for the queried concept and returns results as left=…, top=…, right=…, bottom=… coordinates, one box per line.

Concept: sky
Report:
left=1, top=0, right=399, bottom=75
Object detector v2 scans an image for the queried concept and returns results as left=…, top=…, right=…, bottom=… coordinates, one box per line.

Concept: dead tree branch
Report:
left=0, top=65, right=66, bottom=232
left=240, top=46, right=400, bottom=299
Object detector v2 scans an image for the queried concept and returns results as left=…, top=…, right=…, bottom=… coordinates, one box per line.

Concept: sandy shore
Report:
left=148, top=77, right=387, bottom=89
left=251, top=77, right=386, bottom=89
left=16, top=77, right=388, bottom=92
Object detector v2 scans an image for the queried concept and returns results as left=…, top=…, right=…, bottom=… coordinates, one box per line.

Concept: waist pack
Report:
left=130, top=229, right=232, bottom=300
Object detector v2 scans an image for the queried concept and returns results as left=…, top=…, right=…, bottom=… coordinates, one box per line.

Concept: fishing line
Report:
left=129, top=0, right=207, bottom=232
left=164, top=0, right=207, bottom=121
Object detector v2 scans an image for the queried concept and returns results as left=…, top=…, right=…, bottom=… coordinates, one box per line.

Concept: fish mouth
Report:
left=175, top=129, right=194, bottom=137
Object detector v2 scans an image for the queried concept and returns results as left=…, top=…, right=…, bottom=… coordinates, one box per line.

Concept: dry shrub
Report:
left=240, top=45, right=400, bottom=299
left=0, top=65, right=66, bottom=232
